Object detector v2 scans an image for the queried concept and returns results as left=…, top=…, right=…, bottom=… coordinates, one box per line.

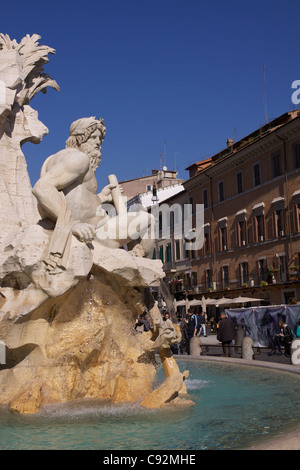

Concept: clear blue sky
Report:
left=2, top=0, right=300, bottom=189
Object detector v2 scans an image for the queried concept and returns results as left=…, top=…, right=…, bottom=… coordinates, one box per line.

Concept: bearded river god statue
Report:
left=0, top=33, right=192, bottom=414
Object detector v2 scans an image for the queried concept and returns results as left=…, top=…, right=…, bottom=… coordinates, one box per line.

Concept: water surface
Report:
left=0, top=359, right=299, bottom=450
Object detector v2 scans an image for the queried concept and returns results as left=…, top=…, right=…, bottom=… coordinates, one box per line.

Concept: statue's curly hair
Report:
left=65, top=117, right=106, bottom=149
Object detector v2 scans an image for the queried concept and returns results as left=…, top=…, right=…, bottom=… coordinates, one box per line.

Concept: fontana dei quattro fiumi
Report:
left=0, top=33, right=300, bottom=451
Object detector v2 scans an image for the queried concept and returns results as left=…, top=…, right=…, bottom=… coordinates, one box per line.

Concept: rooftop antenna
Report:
left=263, top=64, right=268, bottom=123
left=174, top=152, right=179, bottom=171
left=160, top=151, right=163, bottom=170
left=164, top=140, right=167, bottom=168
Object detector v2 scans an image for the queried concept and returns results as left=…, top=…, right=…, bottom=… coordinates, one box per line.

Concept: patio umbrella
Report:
left=189, top=299, right=203, bottom=306
left=230, top=296, right=261, bottom=304
left=203, top=298, right=220, bottom=305
left=175, top=298, right=191, bottom=311
left=214, top=297, right=235, bottom=306
left=201, top=296, right=206, bottom=314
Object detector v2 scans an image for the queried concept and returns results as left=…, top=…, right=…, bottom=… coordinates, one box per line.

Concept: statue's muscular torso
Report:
left=36, top=148, right=104, bottom=226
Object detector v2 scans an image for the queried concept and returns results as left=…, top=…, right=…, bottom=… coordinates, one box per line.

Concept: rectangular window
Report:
left=218, top=181, right=225, bottom=202
left=241, top=262, right=249, bottom=285
left=274, top=209, right=284, bottom=237
left=238, top=220, right=247, bottom=246
left=222, top=265, right=229, bottom=289
left=256, top=214, right=265, bottom=241
left=271, top=151, right=282, bottom=178
left=220, top=227, right=227, bottom=251
left=258, top=259, right=265, bottom=282
left=204, top=232, right=210, bottom=255
left=293, top=141, right=300, bottom=169
left=159, top=213, right=162, bottom=232
left=253, top=163, right=261, bottom=186
left=173, top=205, right=182, bottom=239
left=206, top=269, right=212, bottom=290
left=159, top=245, right=164, bottom=263
left=279, top=255, right=286, bottom=282
left=202, top=189, right=208, bottom=208
left=175, top=240, right=181, bottom=260
left=189, top=197, right=194, bottom=214
left=236, top=171, right=243, bottom=194
left=165, top=243, right=171, bottom=262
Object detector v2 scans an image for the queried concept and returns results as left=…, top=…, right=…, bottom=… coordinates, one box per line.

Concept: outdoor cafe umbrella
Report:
left=175, top=298, right=190, bottom=311
left=199, top=297, right=232, bottom=306
left=230, top=296, right=261, bottom=304
left=201, top=295, right=206, bottom=314
left=201, top=296, right=225, bottom=315
left=188, top=299, right=203, bottom=306
left=214, top=297, right=235, bottom=307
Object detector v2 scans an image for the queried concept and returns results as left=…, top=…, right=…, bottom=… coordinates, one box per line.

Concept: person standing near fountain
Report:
left=187, top=310, right=197, bottom=338
left=179, top=315, right=190, bottom=354
left=217, top=312, right=235, bottom=357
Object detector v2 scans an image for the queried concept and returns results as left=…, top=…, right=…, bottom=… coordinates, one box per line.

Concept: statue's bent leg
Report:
left=127, top=212, right=155, bottom=258
left=96, top=212, right=155, bottom=257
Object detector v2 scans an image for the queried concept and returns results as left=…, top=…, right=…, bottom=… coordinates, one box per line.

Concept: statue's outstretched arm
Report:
left=98, top=183, right=116, bottom=204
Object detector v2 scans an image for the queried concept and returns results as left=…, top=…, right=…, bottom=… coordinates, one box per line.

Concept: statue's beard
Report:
left=76, top=142, right=101, bottom=173
left=90, top=154, right=101, bottom=173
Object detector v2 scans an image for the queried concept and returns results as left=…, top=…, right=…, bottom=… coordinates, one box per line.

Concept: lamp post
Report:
left=152, top=183, right=163, bottom=312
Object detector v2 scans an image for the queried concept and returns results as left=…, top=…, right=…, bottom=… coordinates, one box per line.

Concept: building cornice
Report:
left=184, top=113, right=300, bottom=190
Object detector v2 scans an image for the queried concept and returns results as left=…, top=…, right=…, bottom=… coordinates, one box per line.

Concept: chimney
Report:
left=227, top=138, right=234, bottom=148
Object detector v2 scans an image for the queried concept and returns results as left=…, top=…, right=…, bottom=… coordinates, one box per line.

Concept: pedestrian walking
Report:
left=217, top=312, right=235, bottom=357
left=197, top=312, right=207, bottom=337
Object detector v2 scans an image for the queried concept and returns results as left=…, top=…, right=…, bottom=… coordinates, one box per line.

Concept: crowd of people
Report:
left=134, top=308, right=237, bottom=357
left=134, top=307, right=300, bottom=358
left=178, top=310, right=235, bottom=356
left=179, top=311, right=299, bottom=358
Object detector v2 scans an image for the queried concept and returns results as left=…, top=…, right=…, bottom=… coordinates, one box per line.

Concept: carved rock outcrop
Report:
left=0, top=278, right=156, bottom=413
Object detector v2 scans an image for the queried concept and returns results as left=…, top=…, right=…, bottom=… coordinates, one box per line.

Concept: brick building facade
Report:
left=159, top=110, right=300, bottom=306
left=120, top=168, right=184, bottom=201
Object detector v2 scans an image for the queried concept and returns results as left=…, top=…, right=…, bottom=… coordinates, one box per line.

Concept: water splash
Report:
left=185, top=379, right=211, bottom=390
left=37, top=400, right=155, bottom=420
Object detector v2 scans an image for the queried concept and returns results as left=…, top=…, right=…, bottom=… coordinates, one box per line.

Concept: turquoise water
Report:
left=0, top=359, right=300, bottom=450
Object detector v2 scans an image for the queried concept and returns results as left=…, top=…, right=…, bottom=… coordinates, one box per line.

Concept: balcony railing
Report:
left=168, top=272, right=299, bottom=296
